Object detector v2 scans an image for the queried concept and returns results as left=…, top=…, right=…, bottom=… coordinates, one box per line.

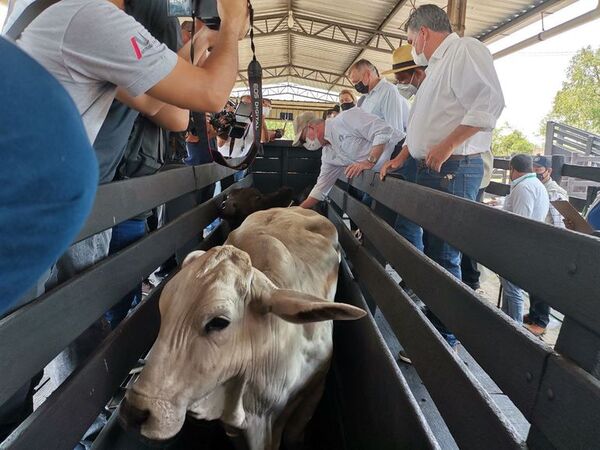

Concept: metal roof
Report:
left=237, top=0, right=575, bottom=93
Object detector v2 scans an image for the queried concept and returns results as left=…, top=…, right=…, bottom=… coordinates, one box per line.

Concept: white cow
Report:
left=119, top=207, right=365, bottom=449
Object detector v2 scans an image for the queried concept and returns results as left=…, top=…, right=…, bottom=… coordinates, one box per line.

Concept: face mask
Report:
left=303, top=137, right=321, bottom=151
left=354, top=81, right=369, bottom=94
left=397, top=83, right=418, bottom=99
left=262, top=107, right=271, bottom=116
left=536, top=172, right=546, bottom=182
left=411, top=31, right=429, bottom=67
left=340, top=102, right=355, bottom=111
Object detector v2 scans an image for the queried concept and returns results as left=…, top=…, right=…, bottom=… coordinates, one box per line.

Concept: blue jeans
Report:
left=501, top=278, right=524, bottom=323
left=417, top=156, right=484, bottom=347
left=392, top=156, right=424, bottom=251
left=104, top=219, right=147, bottom=329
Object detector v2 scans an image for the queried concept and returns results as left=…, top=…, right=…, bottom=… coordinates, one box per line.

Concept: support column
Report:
left=447, top=0, right=468, bottom=37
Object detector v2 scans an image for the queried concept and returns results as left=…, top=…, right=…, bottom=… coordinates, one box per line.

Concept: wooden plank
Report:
left=338, top=173, right=600, bottom=337
left=561, top=163, right=600, bottom=184
left=77, top=164, right=238, bottom=243
left=328, top=186, right=551, bottom=418
left=0, top=178, right=251, bottom=406
left=529, top=354, right=600, bottom=449
left=2, top=230, right=224, bottom=450
left=552, top=136, right=588, bottom=153
left=251, top=158, right=281, bottom=173
left=329, top=209, right=523, bottom=449
left=333, top=260, right=440, bottom=450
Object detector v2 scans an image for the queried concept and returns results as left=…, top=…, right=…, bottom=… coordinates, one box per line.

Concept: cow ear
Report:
left=264, top=289, right=366, bottom=324
left=182, top=250, right=206, bottom=268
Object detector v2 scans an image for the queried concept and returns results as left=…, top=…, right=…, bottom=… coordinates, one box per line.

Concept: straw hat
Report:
left=381, top=44, right=419, bottom=75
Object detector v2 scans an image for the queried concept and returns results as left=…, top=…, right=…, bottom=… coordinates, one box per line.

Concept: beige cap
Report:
left=292, top=112, right=317, bottom=147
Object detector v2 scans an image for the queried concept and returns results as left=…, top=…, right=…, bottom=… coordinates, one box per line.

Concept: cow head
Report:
left=119, top=246, right=364, bottom=441
left=219, top=187, right=295, bottom=228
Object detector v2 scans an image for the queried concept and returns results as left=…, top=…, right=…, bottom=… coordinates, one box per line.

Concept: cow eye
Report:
left=204, top=317, right=230, bottom=334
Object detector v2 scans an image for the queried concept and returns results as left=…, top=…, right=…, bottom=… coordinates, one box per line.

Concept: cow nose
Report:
left=119, top=397, right=150, bottom=430
left=219, top=200, right=227, bottom=210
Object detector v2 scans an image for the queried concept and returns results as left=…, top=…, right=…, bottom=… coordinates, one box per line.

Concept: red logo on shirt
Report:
left=130, top=37, right=142, bottom=60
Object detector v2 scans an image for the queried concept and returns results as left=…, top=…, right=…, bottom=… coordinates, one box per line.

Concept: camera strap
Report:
left=212, top=0, right=263, bottom=171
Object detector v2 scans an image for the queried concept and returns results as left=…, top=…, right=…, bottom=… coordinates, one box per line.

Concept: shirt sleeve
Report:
left=450, top=40, right=505, bottom=131
left=548, top=189, right=568, bottom=227
left=62, top=2, right=178, bottom=97
left=379, top=85, right=407, bottom=135
left=349, top=108, right=397, bottom=147
left=309, top=162, right=346, bottom=201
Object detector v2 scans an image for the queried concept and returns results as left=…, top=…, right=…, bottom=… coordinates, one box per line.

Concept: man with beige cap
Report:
left=293, top=108, right=404, bottom=209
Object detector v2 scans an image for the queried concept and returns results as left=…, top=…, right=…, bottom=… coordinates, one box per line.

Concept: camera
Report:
left=209, top=101, right=253, bottom=140
left=167, top=0, right=220, bottom=30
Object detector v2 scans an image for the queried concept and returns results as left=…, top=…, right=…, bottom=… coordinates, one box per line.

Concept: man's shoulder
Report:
left=545, top=179, right=568, bottom=196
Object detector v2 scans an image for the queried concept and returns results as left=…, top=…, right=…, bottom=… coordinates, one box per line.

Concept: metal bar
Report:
left=2, top=229, right=224, bottom=450
left=328, top=207, right=523, bottom=449
left=528, top=354, right=600, bottom=449
left=0, top=177, right=252, bottom=407
left=77, top=164, right=237, bottom=242
left=328, top=186, right=550, bottom=418
left=334, top=259, right=440, bottom=450
left=340, top=172, right=600, bottom=336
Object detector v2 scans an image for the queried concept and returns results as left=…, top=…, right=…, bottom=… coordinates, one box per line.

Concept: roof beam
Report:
left=250, top=12, right=405, bottom=53
left=233, top=83, right=339, bottom=103
left=236, top=64, right=353, bottom=90
left=329, top=0, right=409, bottom=90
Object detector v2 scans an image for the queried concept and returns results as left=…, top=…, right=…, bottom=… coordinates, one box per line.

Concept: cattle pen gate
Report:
left=1, top=141, right=600, bottom=449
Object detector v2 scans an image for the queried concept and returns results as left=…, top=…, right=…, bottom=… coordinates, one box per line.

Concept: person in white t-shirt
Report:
left=501, top=154, right=550, bottom=323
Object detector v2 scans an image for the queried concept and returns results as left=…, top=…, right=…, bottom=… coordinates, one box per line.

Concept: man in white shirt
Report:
left=380, top=4, right=504, bottom=347
left=348, top=59, right=410, bottom=135
left=501, top=154, right=550, bottom=323
left=523, top=155, right=568, bottom=335
left=294, top=110, right=404, bottom=209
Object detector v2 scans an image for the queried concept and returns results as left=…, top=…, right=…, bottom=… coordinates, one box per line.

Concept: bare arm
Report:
left=146, top=14, right=246, bottom=112
left=116, top=89, right=189, bottom=131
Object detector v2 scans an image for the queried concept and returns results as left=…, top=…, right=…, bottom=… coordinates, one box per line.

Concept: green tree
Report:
left=492, top=124, right=536, bottom=156
left=541, top=46, right=600, bottom=134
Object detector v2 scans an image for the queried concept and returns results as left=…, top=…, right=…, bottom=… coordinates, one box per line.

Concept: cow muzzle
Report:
left=118, top=393, right=185, bottom=442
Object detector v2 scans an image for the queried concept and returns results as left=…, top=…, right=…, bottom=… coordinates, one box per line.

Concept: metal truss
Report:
left=232, top=83, right=339, bottom=103
left=250, top=12, right=405, bottom=54
left=237, top=64, right=354, bottom=90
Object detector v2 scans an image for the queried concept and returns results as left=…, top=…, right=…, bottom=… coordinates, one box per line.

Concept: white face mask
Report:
left=411, top=31, right=429, bottom=67
left=303, top=137, right=321, bottom=151
left=397, top=83, right=418, bottom=99
left=262, top=107, right=271, bottom=116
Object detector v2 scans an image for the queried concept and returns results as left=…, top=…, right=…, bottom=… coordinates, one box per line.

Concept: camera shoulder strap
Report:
left=212, top=0, right=263, bottom=171
left=5, top=0, right=61, bottom=41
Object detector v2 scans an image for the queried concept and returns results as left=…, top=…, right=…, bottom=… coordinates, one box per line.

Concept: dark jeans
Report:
left=104, top=219, right=147, bottom=329
left=417, top=156, right=484, bottom=347
left=528, top=296, right=550, bottom=328
left=460, top=188, right=485, bottom=289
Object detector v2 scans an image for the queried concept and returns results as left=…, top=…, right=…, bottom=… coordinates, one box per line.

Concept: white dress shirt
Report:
left=358, top=78, right=410, bottom=134
left=309, top=107, right=404, bottom=201
left=406, top=33, right=505, bottom=160
left=542, top=178, right=568, bottom=228
left=504, top=174, right=549, bottom=221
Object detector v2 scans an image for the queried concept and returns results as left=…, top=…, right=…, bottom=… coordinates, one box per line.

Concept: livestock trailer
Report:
left=2, top=141, right=600, bottom=450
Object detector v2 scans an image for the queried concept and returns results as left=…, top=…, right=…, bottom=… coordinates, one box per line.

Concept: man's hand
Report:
left=426, top=141, right=454, bottom=173
left=345, top=161, right=374, bottom=179
left=217, top=0, right=249, bottom=37
left=380, top=156, right=404, bottom=180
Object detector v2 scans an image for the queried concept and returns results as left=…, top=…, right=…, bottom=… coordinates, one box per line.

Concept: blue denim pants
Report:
left=501, top=278, right=524, bottom=323
left=393, top=156, right=424, bottom=251
left=104, top=219, right=147, bottom=329
left=417, top=155, right=484, bottom=347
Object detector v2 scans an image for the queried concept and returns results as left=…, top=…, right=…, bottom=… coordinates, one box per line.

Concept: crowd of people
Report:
left=0, top=0, right=598, bottom=443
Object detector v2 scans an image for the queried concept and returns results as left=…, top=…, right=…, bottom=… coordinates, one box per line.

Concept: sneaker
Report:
left=397, top=349, right=412, bottom=365
left=525, top=323, right=546, bottom=337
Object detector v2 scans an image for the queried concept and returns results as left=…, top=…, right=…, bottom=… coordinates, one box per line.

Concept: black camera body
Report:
left=209, top=102, right=252, bottom=140
left=167, top=0, right=220, bottom=30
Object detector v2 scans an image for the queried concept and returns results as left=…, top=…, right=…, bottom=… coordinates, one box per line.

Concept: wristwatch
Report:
left=367, top=154, right=379, bottom=165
